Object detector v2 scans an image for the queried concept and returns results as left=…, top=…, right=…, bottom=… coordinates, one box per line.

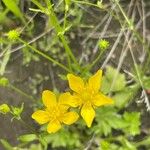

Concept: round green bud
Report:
left=99, top=39, right=110, bottom=50
left=0, top=104, right=10, bottom=114
left=0, top=77, right=9, bottom=87
left=7, top=30, right=20, bottom=41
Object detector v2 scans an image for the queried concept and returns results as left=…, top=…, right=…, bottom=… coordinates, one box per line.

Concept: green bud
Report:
left=7, top=30, right=20, bottom=41
left=0, top=104, right=10, bottom=114
left=99, top=39, right=110, bottom=50
left=11, top=103, right=24, bottom=120
left=0, top=77, right=9, bottom=87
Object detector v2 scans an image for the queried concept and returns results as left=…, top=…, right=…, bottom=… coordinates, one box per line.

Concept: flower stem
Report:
left=9, top=84, right=35, bottom=102
left=88, top=50, right=104, bottom=70
left=18, top=38, right=72, bottom=73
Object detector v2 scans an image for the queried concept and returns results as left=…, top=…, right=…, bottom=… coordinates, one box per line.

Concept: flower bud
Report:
left=7, top=30, right=20, bottom=41
left=99, top=39, right=109, bottom=50
left=0, top=104, right=10, bottom=114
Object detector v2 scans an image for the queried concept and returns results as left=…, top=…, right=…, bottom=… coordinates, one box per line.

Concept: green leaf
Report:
left=29, top=144, right=43, bottom=150
left=0, top=139, right=13, bottom=150
left=112, top=87, right=135, bottom=108
left=100, top=140, right=111, bottom=150
left=0, top=9, right=9, bottom=23
left=18, top=134, right=37, bottom=142
left=93, top=107, right=128, bottom=136
left=2, top=0, right=25, bottom=23
left=119, top=137, right=137, bottom=150
left=101, top=76, right=111, bottom=94
left=136, top=137, right=150, bottom=147
left=43, top=128, right=81, bottom=148
left=123, top=112, right=141, bottom=136
left=101, top=66, right=126, bottom=93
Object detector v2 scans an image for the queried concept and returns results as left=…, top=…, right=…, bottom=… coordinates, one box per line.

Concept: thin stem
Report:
left=18, top=38, right=72, bottom=73
left=9, top=84, right=35, bottom=102
left=88, top=50, right=104, bottom=69
left=47, top=2, right=76, bottom=70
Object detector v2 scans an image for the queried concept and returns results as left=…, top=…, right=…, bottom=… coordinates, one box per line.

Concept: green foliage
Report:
left=18, top=134, right=37, bottom=143
left=0, top=139, right=13, bottom=150
left=101, top=66, right=126, bottom=94
left=142, top=76, right=150, bottom=90
left=123, top=112, right=141, bottom=136
left=28, top=144, right=43, bottom=150
left=100, top=138, right=137, bottom=150
left=112, top=86, right=137, bottom=109
left=2, top=0, right=25, bottom=23
left=11, top=103, right=24, bottom=120
left=93, top=107, right=128, bottom=136
left=43, top=128, right=81, bottom=149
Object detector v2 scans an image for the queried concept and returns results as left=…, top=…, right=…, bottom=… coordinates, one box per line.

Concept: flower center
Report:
left=80, top=86, right=94, bottom=102
left=47, top=106, right=62, bottom=120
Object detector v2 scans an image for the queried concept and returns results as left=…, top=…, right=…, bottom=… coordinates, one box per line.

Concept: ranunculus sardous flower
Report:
left=66, top=70, right=114, bottom=127
left=32, top=90, right=79, bottom=133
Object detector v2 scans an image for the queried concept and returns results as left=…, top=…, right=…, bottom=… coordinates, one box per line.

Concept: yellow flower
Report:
left=66, top=70, right=114, bottom=128
left=32, top=90, right=79, bottom=133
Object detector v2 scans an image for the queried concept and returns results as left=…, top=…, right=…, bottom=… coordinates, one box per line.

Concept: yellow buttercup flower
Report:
left=66, top=70, right=114, bottom=128
left=32, top=90, right=79, bottom=133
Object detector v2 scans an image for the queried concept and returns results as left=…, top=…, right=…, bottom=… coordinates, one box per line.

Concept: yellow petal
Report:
left=69, top=94, right=82, bottom=107
left=60, top=93, right=81, bottom=107
left=88, top=70, right=102, bottom=92
left=47, top=120, right=61, bottom=133
left=42, top=90, right=56, bottom=108
left=67, top=74, right=84, bottom=93
left=32, top=110, right=50, bottom=124
left=58, top=92, right=72, bottom=105
left=61, top=112, right=79, bottom=125
left=59, top=104, right=69, bottom=113
left=92, top=93, right=114, bottom=107
left=81, top=103, right=95, bottom=127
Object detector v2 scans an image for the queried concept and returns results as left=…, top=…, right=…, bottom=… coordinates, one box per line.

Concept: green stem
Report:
left=48, top=2, right=79, bottom=70
left=88, top=50, right=104, bottom=69
left=9, top=84, right=35, bottom=102
left=18, top=38, right=72, bottom=73
left=32, top=0, right=79, bottom=71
